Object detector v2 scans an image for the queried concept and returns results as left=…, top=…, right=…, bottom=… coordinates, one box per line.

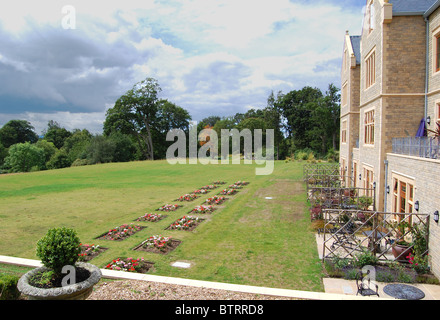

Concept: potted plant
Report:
left=391, top=221, right=413, bottom=260
left=17, top=227, right=101, bottom=300
left=358, top=196, right=373, bottom=211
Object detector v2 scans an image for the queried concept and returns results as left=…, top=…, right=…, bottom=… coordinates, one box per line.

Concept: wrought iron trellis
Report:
left=303, top=163, right=340, bottom=180
left=308, top=187, right=375, bottom=211
left=322, top=209, right=429, bottom=263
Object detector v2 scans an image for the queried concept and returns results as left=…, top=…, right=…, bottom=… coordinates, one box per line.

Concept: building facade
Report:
left=340, top=0, right=440, bottom=279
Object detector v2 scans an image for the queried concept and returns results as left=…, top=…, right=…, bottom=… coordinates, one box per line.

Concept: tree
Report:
left=107, top=132, right=137, bottom=163
left=62, top=129, right=92, bottom=163
left=35, top=140, right=58, bottom=169
left=104, top=78, right=161, bottom=160
left=4, top=142, right=45, bottom=172
left=0, top=120, right=38, bottom=148
left=85, top=135, right=116, bottom=164
left=0, top=142, right=7, bottom=167
left=46, top=149, right=71, bottom=170
left=43, top=121, right=72, bottom=149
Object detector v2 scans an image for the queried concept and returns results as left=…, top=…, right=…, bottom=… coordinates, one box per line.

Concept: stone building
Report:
left=340, top=0, right=440, bottom=279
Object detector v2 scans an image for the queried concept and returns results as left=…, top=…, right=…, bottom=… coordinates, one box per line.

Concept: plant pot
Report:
left=17, top=262, right=101, bottom=300
left=392, top=244, right=413, bottom=261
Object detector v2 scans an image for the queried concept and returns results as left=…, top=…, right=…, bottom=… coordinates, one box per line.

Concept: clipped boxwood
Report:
left=36, top=227, right=81, bottom=275
left=0, top=274, right=20, bottom=300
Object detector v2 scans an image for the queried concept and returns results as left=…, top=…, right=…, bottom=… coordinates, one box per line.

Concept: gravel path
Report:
left=87, top=280, right=298, bottom=300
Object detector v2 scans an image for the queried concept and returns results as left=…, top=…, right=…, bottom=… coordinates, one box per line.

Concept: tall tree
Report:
left=4, top=142, right=45, bottom=172
left=0, top=120, right=38, bottom=148
left=104, top=77, right=161, bottom=160
left=43, top=121, right=72, bottom=149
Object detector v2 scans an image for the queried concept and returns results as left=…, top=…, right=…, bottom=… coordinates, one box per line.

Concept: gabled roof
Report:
left=350, top=36, right=361, bottom=65
left=388, top=0, right=437, bottom=16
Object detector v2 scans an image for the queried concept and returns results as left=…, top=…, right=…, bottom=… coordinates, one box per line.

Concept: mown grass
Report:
left=0, top=160, right=324, bottom=292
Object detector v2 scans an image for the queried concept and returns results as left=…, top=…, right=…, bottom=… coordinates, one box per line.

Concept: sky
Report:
left=0, top=0, right=365, bottom=135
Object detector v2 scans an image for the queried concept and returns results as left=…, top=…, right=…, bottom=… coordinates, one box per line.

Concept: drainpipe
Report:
left=384, top=160, right=388, bottom=213
left=425, top=17, right=429, bottom=121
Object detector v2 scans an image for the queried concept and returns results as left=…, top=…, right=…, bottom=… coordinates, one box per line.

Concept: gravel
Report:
left=87, top=279, right=298, bottom=300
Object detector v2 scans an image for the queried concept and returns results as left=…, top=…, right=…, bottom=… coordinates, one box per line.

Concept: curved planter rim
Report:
left=17, top=262, right=102, bottom=300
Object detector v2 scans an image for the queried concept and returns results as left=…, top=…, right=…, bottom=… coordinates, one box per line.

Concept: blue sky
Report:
left=0, top=0, right=365, bottom=134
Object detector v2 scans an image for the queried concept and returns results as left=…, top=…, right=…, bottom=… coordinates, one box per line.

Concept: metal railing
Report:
left=392, top=136, right=440, bottom=159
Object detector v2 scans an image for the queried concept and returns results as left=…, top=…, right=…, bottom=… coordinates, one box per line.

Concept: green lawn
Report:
left=0, top=160, right=324, bottom=292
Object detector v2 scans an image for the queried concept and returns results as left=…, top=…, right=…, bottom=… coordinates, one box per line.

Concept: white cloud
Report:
left=0, top=0, right=364, bottom=130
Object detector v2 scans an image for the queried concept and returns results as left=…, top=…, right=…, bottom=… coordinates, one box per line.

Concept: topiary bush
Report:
left=36, top=227, right=81, bottom=275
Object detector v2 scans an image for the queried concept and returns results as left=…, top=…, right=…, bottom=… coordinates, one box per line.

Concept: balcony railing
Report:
left=392, top=137, right=440, bottom=160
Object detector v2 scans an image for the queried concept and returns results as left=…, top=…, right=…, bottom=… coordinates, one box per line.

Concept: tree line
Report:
left=0, top=77, right=340, bottom=173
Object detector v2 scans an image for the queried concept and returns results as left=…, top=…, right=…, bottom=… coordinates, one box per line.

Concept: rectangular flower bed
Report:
left=200, top=184, right=218, bottom=190
left=192, top=188, right=210, bottom=195
left=190, top=205, right=216, bottom=214
left=204, top=195, right=227, bottom=205
left=133, top=235, right=181, bottom=255
left=135, top=213, right=166, bottom=222
left=218, top=188, right=238, bottom=196
left=166, top=216, right=204, bottom=231
left=104, top=257, right=154, bottom=273
left=212, top=181, right=226, bottom=185
left=234, top=181, right=249, bottom=186
left=156, top=204, right=182, bottom=212
left=78, top=243, right=108, bottom=262
left=97, top=224, right=146, bottom=241
left=175, top=193, right=199, bottom=202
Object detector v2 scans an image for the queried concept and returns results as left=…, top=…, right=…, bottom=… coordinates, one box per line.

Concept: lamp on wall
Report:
left=427, top=116, right=431, bottom=126
left=434, top=211, right=439, bottom=224
left=359, top=174, right=362, bottom=181
left=414, top=201, right=419, bottom=212
left=386, top=186, right=390, bottom=194
left=373, top=182, right=376, bottom=189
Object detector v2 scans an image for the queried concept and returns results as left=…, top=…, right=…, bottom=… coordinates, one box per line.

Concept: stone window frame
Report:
left=363, top=108, right=375, bottom=146
left=341, top=119, right=347, bottom=144
left=432, top=25, right=440, bottom=75
left=391, top=172, right=415, bottom=221
left=362, top=164, right=374, bottom=198
left=365, top=48, right=376, bottom=89
left=341, top=81, right=348, bottom=107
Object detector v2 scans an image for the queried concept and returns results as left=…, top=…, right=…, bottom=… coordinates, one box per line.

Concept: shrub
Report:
left=0, top=274, right=20, bottom=300
left=36, top=227, right=82, bottom=275
left=353, top=249, right=378, bottom=268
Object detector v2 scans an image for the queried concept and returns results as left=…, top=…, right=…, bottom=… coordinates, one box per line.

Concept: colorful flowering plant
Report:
left=168, top=216, right=201, bottom=231
left=141, top=235, right=173, bottom=252
left=228, top=184, right=243, bottom=189
left=234, top=181, right=249, bottom=186
left=78, top=243, right=102, bottom=261
left=105, top=257, right=145, bottom=272
left=157, top=204, right=181, bottom=211
left=200, top=185, right=217, bottom=190
left=103, top=224, right=143, bottom=241
left=136, top=213, right=164, bottom=222
left=204, top=195, right=227, bottom=205
left=212, top=181, right=226, bottom=185
left=176, top=193, right=199, bottom=202
left=191, top=205, right=215, bottom=214
left=407, top=253, right=430, bottom=274
left=192, top=188, right=209, bottom=194
left=218, top=188, right=237, bottom=196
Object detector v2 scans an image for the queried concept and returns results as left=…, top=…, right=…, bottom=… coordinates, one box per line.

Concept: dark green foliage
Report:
left=35, top=227, right=81, bottom=275
left=0, top=274, right=20, bottom=300
left=3, top=142, right=45, bottom=172
left=0, top=120, right=38, bottom=148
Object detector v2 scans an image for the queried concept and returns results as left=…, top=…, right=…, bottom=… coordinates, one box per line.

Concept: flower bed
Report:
left=98, top=224, right=145, bottom=241
left=228, top=184, right=243, bottom=189
left=156, top=204, right=182, bottom=212
left=190, top=205, right=216, bottom=214
left=78, top=243, right=108, bottom=262
left=218, top=188, right=238, bottom=196
left=204, top=195, right=227, bottom=205
left=134, top=235, right=181, bottom=255
left=212, top=181, right=226, bottom=185
left=135, top=213, right=166, bottom=222
left=192, top=188, right=209, bottom=194
left=200, top=185, right=218, bottom=190
left=105, top=257, right=154, bottom=273
left=234, top=181, right=249, bottom=186
left=175, top=193, right=199, bottom=202
left=167, top=216, right=203, bottom=231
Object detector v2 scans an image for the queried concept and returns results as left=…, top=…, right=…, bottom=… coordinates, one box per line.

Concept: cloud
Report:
left=0, top=0, right=364, bottom=132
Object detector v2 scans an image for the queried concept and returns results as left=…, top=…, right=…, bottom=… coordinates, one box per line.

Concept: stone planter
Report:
left=17, top=262, right=101, bottom=300
left=392, top=244, right=413, bottom=261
